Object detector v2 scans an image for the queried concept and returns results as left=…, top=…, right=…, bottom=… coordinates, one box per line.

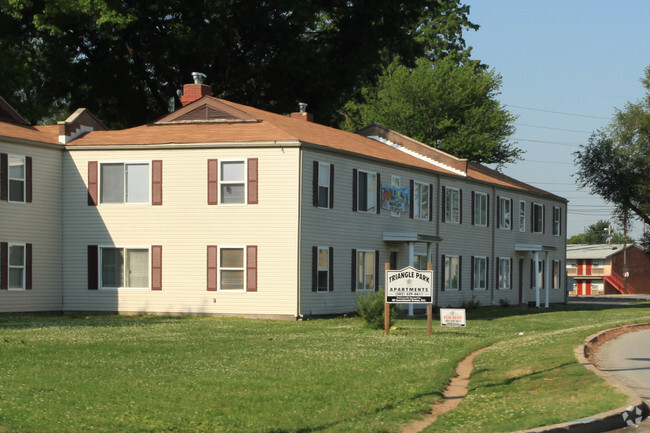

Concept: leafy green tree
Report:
left=567, top=219, right=634, bottom=244
left=0, top=0, right=476, bottom=128
left=340, top=56, right=521, bottom=167
left=575, top=65, right=650, bottom=229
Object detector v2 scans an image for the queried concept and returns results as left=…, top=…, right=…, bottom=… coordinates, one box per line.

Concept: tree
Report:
left=567, top=219, right=633, bottom=244
left=339, top=55, right=521, bottom=167
left=0, top=0, right=477, bottom=128
left=574, top=65, right=650, bottom=231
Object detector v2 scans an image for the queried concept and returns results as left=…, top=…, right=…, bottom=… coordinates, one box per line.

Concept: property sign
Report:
left=440, top=308, right=466, bottom=327
left=385, top=266, right=433, bottom=304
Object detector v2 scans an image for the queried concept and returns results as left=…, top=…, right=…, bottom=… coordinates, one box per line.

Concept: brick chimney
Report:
left=181, top=72, right=212, bottom=106
left=290, top=102, right=314, bottom=122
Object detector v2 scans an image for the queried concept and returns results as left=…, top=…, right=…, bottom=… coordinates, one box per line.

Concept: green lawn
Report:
left=0, top=303, right=648, bottom=433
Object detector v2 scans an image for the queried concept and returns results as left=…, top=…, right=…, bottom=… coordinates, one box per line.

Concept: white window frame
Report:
left=357, top=170, right=377, bottom=213
left=8, top=242, right=26, bottom=291
left=553, top=207, right=561, bottom=236
left=391, top=176, right=400, bottom=217
left=316, top=246, right=330, bottom=293
left=356, top=249, right=376, bottom=291
left=444, top=255, right=460, bottom=291
left=552, top=260, right=561, bottom=289
left=219, top=159, right=247, bottom=206
left=533, top=203, right=544, bottom=233
left=474, top=192, right=488, bottom=227
left=99, top=160, right=151, bottom=205
left=218, top=246, right=246, bottom=292
left=473, top=256, right=487, bottom=290
left=99, top=245, right=151, bottom=290
left=445, top=187, right=460, bottom=224
left=499, top=196, right=511, bottom=230
left=413, top=181, right=430, bottom=220
left=498, top=257, right=511, bottom=290
left=519, top=200, right=526, bottom=232
left=8, top=154, right=26, bottom=203
left=317, top=162, right=331, bottom=209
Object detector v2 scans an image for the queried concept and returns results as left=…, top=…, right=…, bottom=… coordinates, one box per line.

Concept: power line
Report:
left=513, top=137, right=583, bottom=147
left=525, top=159, right=574, bottom=165
left=516, top=123, right=593, bottom=134
left=506, top=104, right=611, bottom=120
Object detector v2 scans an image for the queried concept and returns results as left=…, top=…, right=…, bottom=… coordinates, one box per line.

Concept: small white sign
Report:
left=385, top=266, right=433, bottom=304
left=440, top=308, right=466, bottom=327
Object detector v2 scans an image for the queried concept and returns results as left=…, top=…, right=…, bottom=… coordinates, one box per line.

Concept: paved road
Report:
left=595, top=329, right=650, bottom=432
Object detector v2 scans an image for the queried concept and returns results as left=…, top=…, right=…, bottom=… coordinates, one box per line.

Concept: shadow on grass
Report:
left=470, top=361, right=575, bottom=391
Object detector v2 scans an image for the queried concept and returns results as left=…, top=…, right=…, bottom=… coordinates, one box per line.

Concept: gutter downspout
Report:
left=296, top=146, right=303, bottom=319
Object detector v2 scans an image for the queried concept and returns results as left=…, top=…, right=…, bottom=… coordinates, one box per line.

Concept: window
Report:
left=415, top=254, right=429, bottom=270
left=100, top=162, right=149, bottom=204
left=220, top=160, right=246, bottom=204
left=533, top=203, right=544, bottom=233
left=100, top=247, right=149, bottom=289
left=498, top=257, right=511, bottom=290
left=315, top=162, right=332, bottom=208
left=219, top=247, right=245, bottom=291
left=552, top=260, right=561, bottom=289
left=8, top=244, right=25, bottom=290
left=553, top=207, right=561, bottom=236
left=444, top=187, right=460, bottom=223
left=473, top=256, right=487, bottom=290
left=519, top=201, right=526, bottom=232
left=8, top=156, right=25, bottom=202
left=314, top=247, right=331, bottom=292
left=413, top=182, right=430, bottom=220
left=443, top=255, right=460, bottom=290
left=357, top=250, right=376, bottom=290
left=498, top=196, right=512, bottom=229
left=357, top=170, right=377, bottom=212
left=473, top=192, right=488, bottom=226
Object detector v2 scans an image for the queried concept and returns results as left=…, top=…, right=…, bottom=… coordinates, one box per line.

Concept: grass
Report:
left=0, top=303, right=648, bottom=433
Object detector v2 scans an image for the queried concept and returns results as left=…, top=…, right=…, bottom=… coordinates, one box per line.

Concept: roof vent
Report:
left=192, top=72, right=207, bottom=84
left=298, top=102, right=308, bottom=113
left=291, top=102, right=314, bottom=122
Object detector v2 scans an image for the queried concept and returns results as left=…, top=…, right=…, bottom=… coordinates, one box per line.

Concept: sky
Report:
left=462, top=0, right=650, bottom=240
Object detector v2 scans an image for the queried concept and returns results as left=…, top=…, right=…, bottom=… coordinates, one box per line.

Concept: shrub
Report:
left=355, top=289, right=398, bottom=329
left=460, top=295, right=480, bottom=310
left=499, top=298, right=511, bottom=308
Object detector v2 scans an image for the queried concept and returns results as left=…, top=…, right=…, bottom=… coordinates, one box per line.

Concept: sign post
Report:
left=385, top=264, right=434, bottom=335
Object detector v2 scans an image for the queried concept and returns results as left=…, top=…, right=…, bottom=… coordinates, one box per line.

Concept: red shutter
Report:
left=329, top=164, right=334, bottom=208
left=329, top=247, right=334, bottom=291
left=312, top=162, right=319, bottom=207
left=0, top=153, right=7, bottom=201
left=351, top=249, right=357, bottom=291
left=152, top=160, right=163, bottom=205
left=152, top=245, right=162, bottom=290
left=247, top=158, right=258, bottom=205
left=88, top=161, right=98, bottom=206
left=352, top=169, right=358, bottom=212
left=25, top=243, right=32, bottom=290
left=207, top=245, right=218, bottom=291
left=312, top=246, right=318, bottom=292
left=0, top=242, right=7, bottom=289
left=25, top=157, right=32, bottom=203
left=88, top=245, right=98, bottom=290
left=246, top=245, right=257, bottom=292
left=207, top=159, right=218, bottom=205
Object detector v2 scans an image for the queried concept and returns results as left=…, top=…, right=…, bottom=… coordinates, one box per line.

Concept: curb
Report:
left=513, top=324, right=650, bottom=433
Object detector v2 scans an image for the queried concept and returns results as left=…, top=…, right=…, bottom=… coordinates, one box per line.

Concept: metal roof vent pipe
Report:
left=181, top=72, right=212, bottom=106
left=291, top=102, right=314, bottom=122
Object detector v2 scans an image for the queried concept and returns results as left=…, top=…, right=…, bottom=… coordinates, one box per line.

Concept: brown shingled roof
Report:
left=0, top=122, right=59, bottom=144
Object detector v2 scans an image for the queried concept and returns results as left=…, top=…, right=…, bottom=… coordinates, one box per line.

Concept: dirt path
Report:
left=400, top=346, right=489, bottom=433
